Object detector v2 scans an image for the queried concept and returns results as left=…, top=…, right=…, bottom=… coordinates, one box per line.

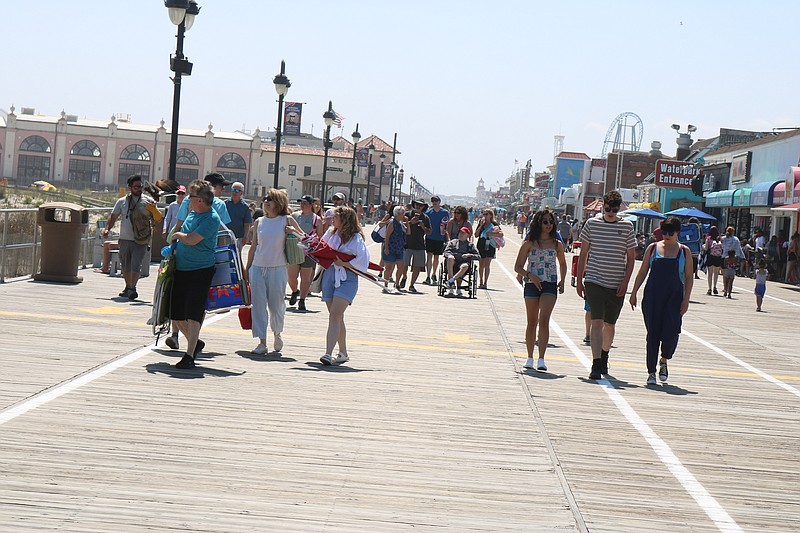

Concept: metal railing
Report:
left=0, top=207, right=113, bottom=283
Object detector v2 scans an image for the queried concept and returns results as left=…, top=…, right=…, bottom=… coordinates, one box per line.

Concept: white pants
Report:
left=249, top=265, right=288, bottom=340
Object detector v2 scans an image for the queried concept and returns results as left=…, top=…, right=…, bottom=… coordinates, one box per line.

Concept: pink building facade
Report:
left=0, top=107, right=263, bottom=191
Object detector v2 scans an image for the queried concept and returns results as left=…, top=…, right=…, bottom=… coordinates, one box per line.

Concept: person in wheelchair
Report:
left=443, top=227, right=480, bottom=296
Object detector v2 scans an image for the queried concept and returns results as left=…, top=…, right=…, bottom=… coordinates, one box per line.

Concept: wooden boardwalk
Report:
left=1, top=233, right=798, bottom=532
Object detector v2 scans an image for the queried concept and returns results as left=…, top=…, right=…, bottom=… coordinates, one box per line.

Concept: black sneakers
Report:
left=289, top=290, right=300, bottom=306
left=659, top=358, right=669, bottom=382
left=600, top=353, right=609, bottom=375
left=119, top=288, right=130, bottom=298
left=589, top=359, right=602, bottom=380
left=175, top=354, right=195, bottom=369
left=193, top=339, right=205, bottom=357
left=128, top=289, right=138, bottom=300
left=298, top=299, right=306, bottom=311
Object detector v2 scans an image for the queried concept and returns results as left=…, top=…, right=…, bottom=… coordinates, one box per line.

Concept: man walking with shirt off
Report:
left=576, top=190, right=636, bottom=380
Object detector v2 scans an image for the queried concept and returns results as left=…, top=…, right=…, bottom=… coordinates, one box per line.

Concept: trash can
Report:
left=34, top=202, right=89, bottom=283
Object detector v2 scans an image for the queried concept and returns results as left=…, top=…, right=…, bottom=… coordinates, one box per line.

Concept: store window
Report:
left=118, top=144, right=151, bottom=185
left=173, top=148, right=199, bottom=185
left=288, top=165, right=296, bottom=176
left=304, top=166, right=312, bottom=177
left=17, top=136, right=52, bottom=184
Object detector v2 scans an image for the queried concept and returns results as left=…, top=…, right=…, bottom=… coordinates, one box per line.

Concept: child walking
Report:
left=722, top=250, right=737, bottom=298
left=754, top=259, right=768, bottom=312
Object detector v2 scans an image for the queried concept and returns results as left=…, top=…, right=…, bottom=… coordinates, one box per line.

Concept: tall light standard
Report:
left=272, top=60, right=291, bottom=189
left=165, top=0, right=200, bottom=185
left=671, top=123, right=697, bottom=161
left=366, top=142, right=375, bottom=206
left=320, top=101, right=336, bottom=203
left=348, top=123, right=361, bottom=201
left=378, top=153, right=386, bottom=205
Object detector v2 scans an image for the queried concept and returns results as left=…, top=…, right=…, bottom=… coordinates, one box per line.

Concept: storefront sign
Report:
left=654, top=159, right=698, bottom=188
left=730, top=152, right=751, bottom=184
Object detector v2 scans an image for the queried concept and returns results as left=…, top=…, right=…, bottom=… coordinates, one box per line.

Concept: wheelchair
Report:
left=437, top=258, right=478, bottom=298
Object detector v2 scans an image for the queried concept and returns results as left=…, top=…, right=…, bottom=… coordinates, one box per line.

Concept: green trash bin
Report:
left=34, top=202, right=89, bottom=283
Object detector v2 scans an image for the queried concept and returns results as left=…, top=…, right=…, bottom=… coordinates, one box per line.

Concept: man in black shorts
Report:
left=399, top=199, right=431, bottom=293
left=576, top=190, right=636, bottom=380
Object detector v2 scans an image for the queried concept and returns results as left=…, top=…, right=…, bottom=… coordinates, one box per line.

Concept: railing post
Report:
left=1, top=211, right=8, bottom=283
left=31, top=218, right=39, bottom=279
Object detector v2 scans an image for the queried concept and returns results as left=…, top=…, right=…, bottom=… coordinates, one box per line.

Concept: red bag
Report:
left=238, top=307, right=252, bottom=330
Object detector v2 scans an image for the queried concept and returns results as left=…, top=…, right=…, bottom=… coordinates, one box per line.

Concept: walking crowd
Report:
left=103, top=175, right=791, bottom=384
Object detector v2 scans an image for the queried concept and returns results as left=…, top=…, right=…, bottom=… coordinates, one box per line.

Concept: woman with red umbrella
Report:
left=319, top=206, right=370, bottom=366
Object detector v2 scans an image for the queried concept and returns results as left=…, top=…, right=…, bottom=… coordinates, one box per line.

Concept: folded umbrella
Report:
left=299, top=233, right=384, bottom=287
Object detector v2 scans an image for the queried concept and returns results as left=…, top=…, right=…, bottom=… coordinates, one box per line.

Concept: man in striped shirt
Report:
left=576, top=190, right=636, bottom=380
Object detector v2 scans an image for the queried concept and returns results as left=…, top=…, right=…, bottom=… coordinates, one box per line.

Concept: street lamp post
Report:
left=320, top=101, right=336, bottom=204
left=397, top=167, right=404, bottom=202
left=366, top=143, right=375, bottom=206
left=378, top=153, right=386, bottom=205
left=348, top=123, right=361, bottom=201
left=671, top=123, right=697, bottom=161
left=272, top=60, right=291, bottom=189
left=165, top=0, right=200, bottom=185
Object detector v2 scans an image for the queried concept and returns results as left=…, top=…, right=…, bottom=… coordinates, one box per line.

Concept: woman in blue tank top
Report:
left=629, top=217, right=694, bottom=386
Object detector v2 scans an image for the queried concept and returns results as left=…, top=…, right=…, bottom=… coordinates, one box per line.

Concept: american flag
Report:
left=333, top=111, right=345, bottom=128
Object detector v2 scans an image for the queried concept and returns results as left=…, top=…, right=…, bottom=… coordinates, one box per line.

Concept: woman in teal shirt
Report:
left=169, top=180, right=221, bottom=369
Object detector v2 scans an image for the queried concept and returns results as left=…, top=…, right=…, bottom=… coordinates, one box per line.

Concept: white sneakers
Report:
left=320, top=353, right=349, bottom=366
left=274, top=334, right=284, bottom=352
left=523, top=357, right=548, bottom=371
left=251, top=343, right=268, bottom=355
left=456, top=288, right=463, bottom=297
left=448, top=287, right=455, bottom=296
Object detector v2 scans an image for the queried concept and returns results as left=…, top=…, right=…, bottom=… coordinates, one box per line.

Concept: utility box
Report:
left=34, top=202, right=88, bottom=283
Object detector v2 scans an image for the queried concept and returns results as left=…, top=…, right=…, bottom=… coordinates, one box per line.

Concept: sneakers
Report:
left=646, top=372, right=657, bottom=385
left=165, top=334, right=179, bottom=350
left=431, top=275, right=437, bottom=284
left=298, top=299, right=307, bottom=311
left=193, top=339, right=205, bottom=357
left=456, top=288, right=463, bottom=297
left=128, top=289, right=138, bottom=300
left=448, top=287, right=455, bottom=296
left=332, top=353, right=349, bottom=366
left=536, top=358, right=548, bottom=371
left=446, top=278, right=455, bottom=288
left=408, top=285, right=418, bottom=293
left=659, top=359, right=669, bottom=382
left=423, top=277, right=431, bottom=285
left=727, top=294, right=732, bottom=299
left=600, top=353, right=609, bottom=375
left=251, top=343, right=268, bottom=355
left=523, top=357, right=534, bottom=369
left=713, top=287, right=718, bottom=295
left=320, top=353, right=333, bottom=365
left=175, top=354, right=196, bottom=369
left=288, top=290, right=300, bottom=306
left=118, top=288, right=131, bottom=298
left=398, top=277, right=407, bottom=289
left=582, top=335, right=591, bottom=345
left=589, top=359, right=602, bottom=380
left=274, top=334, right=284, bottom=352
left=707, top=289, right=712, bottom=295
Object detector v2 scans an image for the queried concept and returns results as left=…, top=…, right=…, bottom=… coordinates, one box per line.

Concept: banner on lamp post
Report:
left=283, top=102, right=302, bottom=136
left=357, top=148, right=368, bottom=168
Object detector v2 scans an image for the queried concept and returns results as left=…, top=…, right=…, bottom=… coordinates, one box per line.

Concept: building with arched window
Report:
left=0, top=107, right=262, bottom=192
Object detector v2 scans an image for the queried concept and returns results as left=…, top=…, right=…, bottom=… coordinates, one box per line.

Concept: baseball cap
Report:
left=332, top=192, right=346, bottom=201
left=298, top=194, right=314, bottom=204
left=176, top=185, right=186, bottom=194
left=431, top=196, right=441, bottom=202
left=459, top=227, right=471, bottom=235
left=204, top=172, right=231, bottom=187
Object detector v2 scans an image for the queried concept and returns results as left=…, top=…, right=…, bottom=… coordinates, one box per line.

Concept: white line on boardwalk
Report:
left=0, top=312, right=230, bottom=426
left=496, top=242, right=742, bottom=533
left=682, top=329, right=800, bottom=398
left=766, top=293, right=800, bottom=308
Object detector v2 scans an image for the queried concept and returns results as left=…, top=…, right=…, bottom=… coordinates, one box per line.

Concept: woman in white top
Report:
left=319, top=206, right=370, bottom=366
left=244, top=188, right=302, bottom=355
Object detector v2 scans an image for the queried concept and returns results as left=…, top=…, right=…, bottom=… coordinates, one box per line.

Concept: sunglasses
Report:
left=264, top=196, right=273, bottom=202
left=604, top=206, right=620, bottom=213
left=542, top=220, right=554, bottom=225
left=231, top=188, right=243, bottom=193
left=189, top=194, right=200, bottom=199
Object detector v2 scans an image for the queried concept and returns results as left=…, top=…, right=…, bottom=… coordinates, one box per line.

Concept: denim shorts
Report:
left=754, top=284, right=766, bottom=297
left=382, top=249, right=404, bottom=263
left=524, top=280, right=558, bottom=299
left=321, top=266, right=359, bottom=304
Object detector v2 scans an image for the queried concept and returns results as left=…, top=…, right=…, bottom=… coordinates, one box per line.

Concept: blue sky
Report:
left=4, top=1, right=798, bottom=195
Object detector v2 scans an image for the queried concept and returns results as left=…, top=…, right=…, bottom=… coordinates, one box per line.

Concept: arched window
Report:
left=20, top=135, right=51, bottom=153
left=70, top=140, right=101, bottom=157
left=118, top=144, right=151, bottom=186
left=217, top=152, right=246, bottom=169
left=176, top=148, right=199, bottom=165
left=120, top=144, right=151, bottom=161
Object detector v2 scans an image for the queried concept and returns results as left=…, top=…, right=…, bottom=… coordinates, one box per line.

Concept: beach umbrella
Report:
left=665, top=207, right=716, bottom=221
left=619, top=207, right=667, bottom=219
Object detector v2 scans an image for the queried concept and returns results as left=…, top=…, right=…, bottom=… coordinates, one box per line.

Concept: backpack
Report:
left=371, top=222, right=388, bottom=243
left=129, top=196, right=153, bottom=245
left=710, top=239, right=723, bottom=257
